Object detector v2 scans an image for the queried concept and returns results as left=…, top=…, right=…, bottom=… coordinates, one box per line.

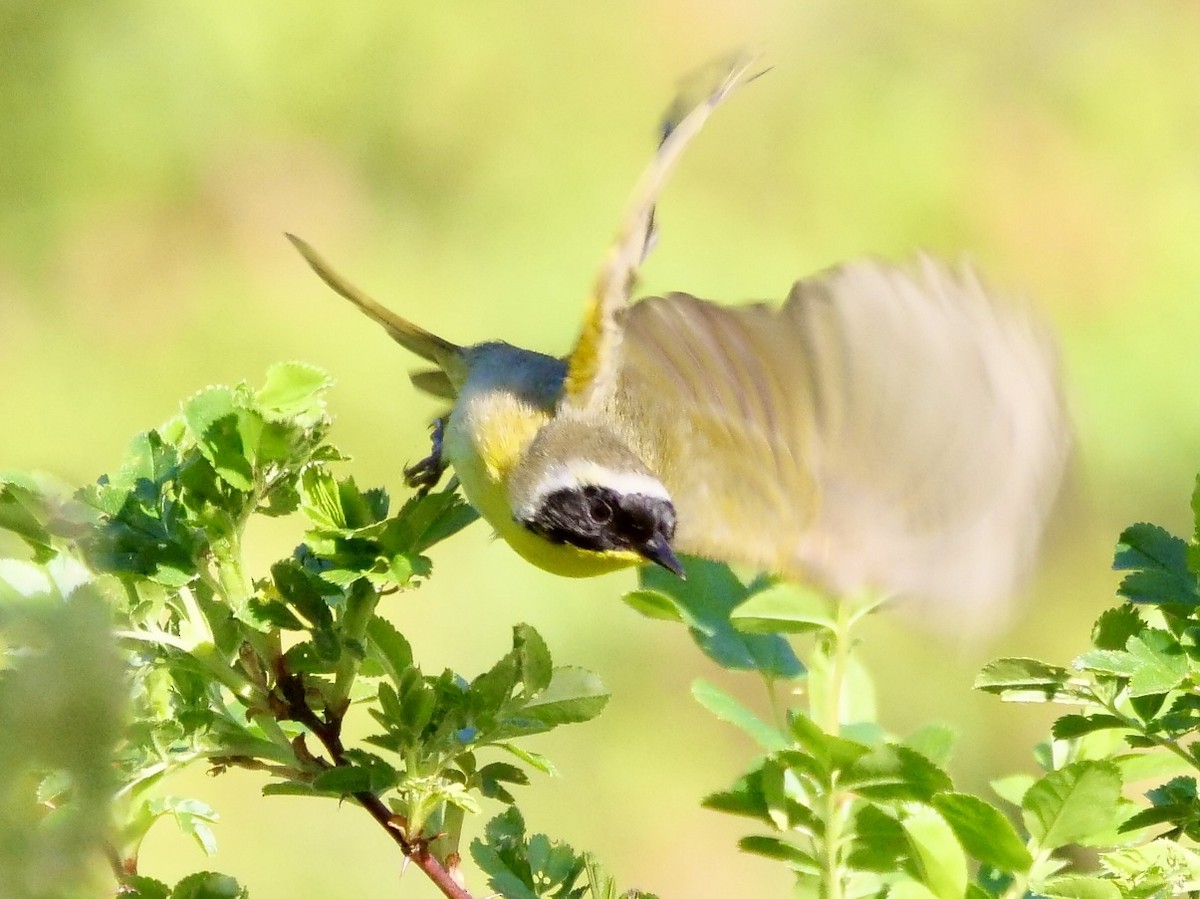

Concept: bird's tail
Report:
left=286, top=233, right=467, bottom=392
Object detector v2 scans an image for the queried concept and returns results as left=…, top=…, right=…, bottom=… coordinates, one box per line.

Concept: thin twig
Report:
left=276, top=666, right=475, bottom=899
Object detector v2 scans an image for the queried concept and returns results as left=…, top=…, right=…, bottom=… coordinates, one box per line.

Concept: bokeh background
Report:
left=3, top=2, right=1200, bottom=896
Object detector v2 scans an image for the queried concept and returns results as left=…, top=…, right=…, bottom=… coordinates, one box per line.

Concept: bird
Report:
left=287, top=56, right=1069, bottom=611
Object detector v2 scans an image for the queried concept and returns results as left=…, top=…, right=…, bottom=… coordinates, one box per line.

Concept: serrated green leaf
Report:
left=1091, top=605, right=1144, bottom=651
left=520, top=666, right=609, bottom=727
left=886, top=880, right=941, bottom=899
left=0, top=480, right=57, bottom=562
left=513, top=624, right=552, bottom=695
left=119, top=876, right=171, bottom=899
left=730, top=581, right=836, bottom=634
left=255, top=361, right=333, bottom=421
left=692, top=678, right=788, bottom=751
left=902, top=723, right=957, bottom=769
left=991, top=773, right=1035, bottom=807
left=1051, top=714, right=1127, bottom=740
left=479, top=762, right=529, bottom=786
left=789, top=713, right=871, bottom=775
left=470, top=841, right=541, bottom=899
left=846, top=804, right=907, bottom=872
left=498, top=742, right=558, bottom=776
left=183, top=389, right=259, bottom=492
left=737, top=835, right=821, bottom=873
left=1113, top=522, right=1200, bottom=606
left=637, top=557, right=803, bottom=678
left=170, top=871, right=248, bottom=899
left=238, top=598, right=304, bottom=631
left=1022, top=761, right=1123, bottom=850
left=843, top=744, right=953, bottom=802
left=312, top=765, right=372, bottom=795
left=387, top=486, right=479, bottom=553
left=933, top=792, right=1032, bottom=872
left=366, top=615, right=413, bottom=687
left=299, top=465, right=344, bottom=529
left=1127, top=630, right=1189, bottom=695
left=900, top=803, right=968, bottom=899
left=975, top=658, right=1074, bottom=697
left=702, top=769, right=770, bottom=823
left=1036, top=875, right=1122, bottom=899
left=272, top=559, right=336, bottom=629
left=621, top=588, right=684, bottom=621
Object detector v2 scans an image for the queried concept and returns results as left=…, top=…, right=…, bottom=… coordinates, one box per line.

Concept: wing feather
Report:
left=615, top=256, right=1069, bottom=613
left=564, top=54, right=766, bottom=409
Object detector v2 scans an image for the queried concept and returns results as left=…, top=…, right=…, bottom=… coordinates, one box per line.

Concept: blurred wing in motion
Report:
left=564, top=53, right=766, bottom=410
left=616, top=256, right=1069, bottom=614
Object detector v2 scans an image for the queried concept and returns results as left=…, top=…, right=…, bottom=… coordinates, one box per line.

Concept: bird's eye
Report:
left=584, top=489, right=613, bottom=524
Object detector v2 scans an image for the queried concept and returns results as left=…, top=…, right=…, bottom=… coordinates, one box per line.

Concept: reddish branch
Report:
left=276, top=668, right=475, bottom=899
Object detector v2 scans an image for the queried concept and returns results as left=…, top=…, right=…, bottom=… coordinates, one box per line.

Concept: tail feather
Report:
left=286, top=233, right=466, bottom=386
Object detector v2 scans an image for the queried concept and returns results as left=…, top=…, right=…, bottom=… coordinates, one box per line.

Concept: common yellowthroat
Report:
left=288, top=58, right=1068, bottom=608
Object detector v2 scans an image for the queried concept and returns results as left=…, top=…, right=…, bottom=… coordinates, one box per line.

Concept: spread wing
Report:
left=615, top=255, right=1069, bottom=611
left=563, top=54, right=766, bottom=410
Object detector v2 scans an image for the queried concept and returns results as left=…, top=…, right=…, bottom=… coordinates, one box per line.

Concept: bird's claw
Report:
left=403, top=417, right=448, bottom=495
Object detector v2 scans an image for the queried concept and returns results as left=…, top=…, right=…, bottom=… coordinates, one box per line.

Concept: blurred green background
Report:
left=3, top=1, right=1200, bottom=896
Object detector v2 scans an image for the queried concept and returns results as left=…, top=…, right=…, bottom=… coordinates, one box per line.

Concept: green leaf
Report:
left=471, top=651, right=520, bottom=714
left=312, top=766, right=372, bottom=795
left=702, top=770, right=770, bottom=822
left=0, top=480, right=56, bottom=562
left=498, top=743, right=558, bottom=776
left=729, top=581, right=836, bottom=634
left=513, top=624, right=552, bottom=696
left=621, top=588, right=684, bottom=621
left=933, top=792, right=1032, bottom=872
left=789, top=713, right=871, bottom=775
left=385, top=487, right=479, bottom=553
left=846, top=804, right=907, bottom=871
left=886, top=880, right=941, bottom=899
left=1091, top=605, right=1144, bottom=651
left=1022, top=761, right=1123, bottom=850
left=691, top=679, right=788, bottom=751
left=1113, top=522, right=1200, bottom=606
left=1126, top=629, right=1189, bottom=695
left=1036, top=875, right=1122, bottom=899
left=1076, top=629, right=1189, bottom=696
left=635, top=557, right=803, bottom=678
left=183, top=388, right=259, bottom=492
left=272, top=559, right=336, bottom=629
left=170, top=871, right=249, bottom=899
left=902, top=723, right=957, bottom=769
left=1051, top=714, right=1127, bottom=740
left=900, top=803, right=968, bottom=899
left=975, top=658, right=1074, bottom=699
left=842, top=744, right=953, bottom=802
left=366, top=615, right=413, bottom=687
left=470, top=842, right=540, bottom=899
left=119, top=876, right=171, bottom=899
left=254, top=361, right=333, bottom=422
left=299, top=466, right=345, bottom=529
left=737, top=836, right=821, bottom=874
left=520, top=667, right=609, bottom=727
left=991, top=773, right=1035, bottom=807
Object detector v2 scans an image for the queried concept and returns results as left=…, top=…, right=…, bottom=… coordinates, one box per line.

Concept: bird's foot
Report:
left=404, top=417, right=448, bottom=495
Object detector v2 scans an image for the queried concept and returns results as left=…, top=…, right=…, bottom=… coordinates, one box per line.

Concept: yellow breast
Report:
left=443, top=385, right=639, bottom=577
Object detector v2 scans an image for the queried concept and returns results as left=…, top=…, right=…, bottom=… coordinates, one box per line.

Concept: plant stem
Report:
left=821, top=774, right=846, bottom=899
left=276, top=667, right=475, bottom=899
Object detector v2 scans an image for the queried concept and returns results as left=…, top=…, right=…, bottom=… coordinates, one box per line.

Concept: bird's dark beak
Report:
left=639, top=537, right=686, bottom=579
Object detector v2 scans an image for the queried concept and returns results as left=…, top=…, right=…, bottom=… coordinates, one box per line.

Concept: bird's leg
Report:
left=404, top=417, right=448, bottom=495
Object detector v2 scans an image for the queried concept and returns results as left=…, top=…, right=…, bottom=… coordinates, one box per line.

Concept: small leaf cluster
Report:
left=471, top=808, right=660, bottom=899
left=0, top=365, right=616, bottom=899
left=629, top=565, right=1030, bottom=898
left=976, top=479, right=1200, bottom=897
